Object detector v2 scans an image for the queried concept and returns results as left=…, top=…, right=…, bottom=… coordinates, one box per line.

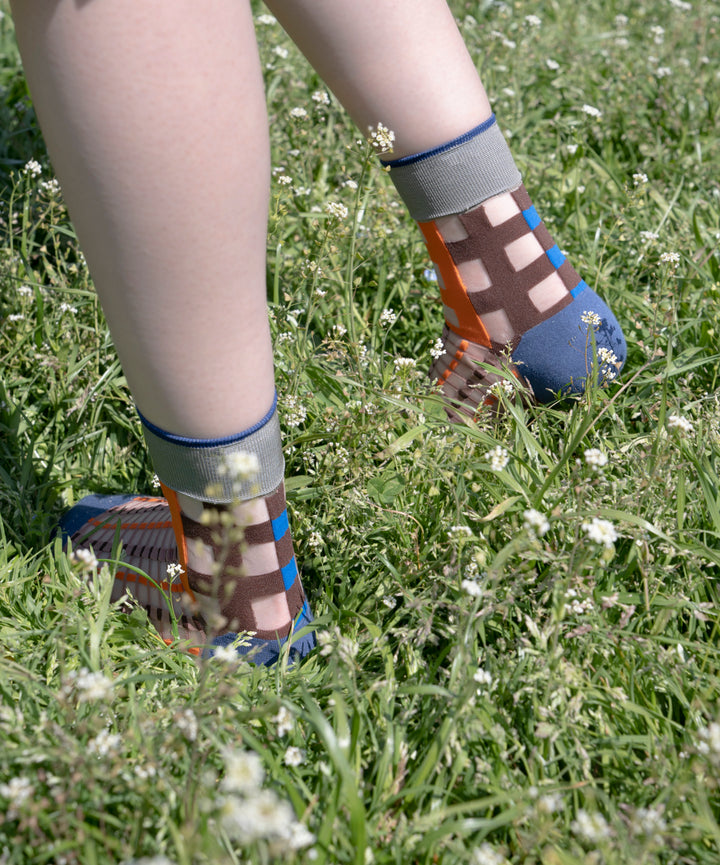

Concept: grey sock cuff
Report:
left=139, top=396, right=285, bottom=504
left=382, top=115, right=521, bottom=221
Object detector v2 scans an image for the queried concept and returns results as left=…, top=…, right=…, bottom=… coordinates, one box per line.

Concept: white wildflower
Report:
left=524, top=14, right=542, bottom=26
left=523, top=508, right=550, bottom=536
left=566, top=143, right=578, bottom=154
left=697, top=722, right=720, bottom=761
left=273, top=46, right=288, bottom=59
left=486, top=446, right=509, bottom=472
left=581, top=310, right=602, bottom=328
left=615, top=14, right=629, bottom=27
left=640, top=230, right=659, bottom=241
left=430, top=337, right=445, bottom=360
left=584, top=448, right=608, bottom=470
left=283, top=395, right=307, bottom=428
left=655, top=66, right=672, bottom=78
left=284, top=746, right=304, bottom=767
left=380, top=308, right=397, bottom=326
left=222, top=749, right=265, bottom=793
left=256, top=13, right=277, bottom=25
left=631, top=806, right=667, bottom=843
left=473, top=668, right=493, bottom=688
left=367, top=122, right=395, bottom=155
left=667, top=413, right=694, bottom=434
left=276, top=174, right=292, bottom=186
left=307, top=531, right=323, bottom=551
left=660, top=251, right=680, bottom=265
left=331, top=323, right=347, bottom=337
left=289, top=107, right=308, bottom=120
left=581, top=104, right=602, bottom=118
left=17, top=285, right=33, bottom=297
left=220, top=451, right=260, bottom=482
left=572, top=809, right=612, bottom=843
left=40, top=178, right=61, bottom=195
left=324, top=201, right=348, bottom=220
left=461, top=578, right=482, bottom=597
left=274, top=706, right=294, bottom=737
left=288, top=820, right=316, bottom=850
left=0, top=776, right=33, bottom=810
left=341, top=179, right=358, bottom=189
left=312, top=90, right=330, bottom=106
left=582, top=517, right=618, bottom=548
left=7, top=313, right=25, bottom=322
left=537, top=792, right=563, bottom=814
left=70, top=548, right=99, bottom=571
left=23, top=159, right=42, bottom=177
left=88, top=729, right=122, bottom=757
left=220, top=788, right=293, bottom=842
left=472, top=843, right=507, bottom=865
left=166, top=562, right=183, bottom=580
left=75, top=668, right=114, bottom=703
left=449, top=525, right=473, bottom=540
left=58, top=302, right=78, bottom=314
left=213, top=644, right=239, bottom=664
left=176, top=709, right=198, bottom=742
left=394, top=357, right=417, bottom=372
left=545, top=58, right=560, bottom=70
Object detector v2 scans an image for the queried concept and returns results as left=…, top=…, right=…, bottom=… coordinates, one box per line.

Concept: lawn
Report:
left=0, top=1, right=719, bottom=863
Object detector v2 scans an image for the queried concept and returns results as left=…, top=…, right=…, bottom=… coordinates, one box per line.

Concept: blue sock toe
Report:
left=511, top=289, right=626, bottom=403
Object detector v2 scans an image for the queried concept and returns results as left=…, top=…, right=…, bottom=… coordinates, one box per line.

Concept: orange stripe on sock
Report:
left=161, top=483, right=196, bottom=602
left=418, top=221, right=492, bottom=349
left=114, top=568, right=185, bottom=594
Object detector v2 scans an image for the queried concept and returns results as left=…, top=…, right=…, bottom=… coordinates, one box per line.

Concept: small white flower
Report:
left=523, top=508, right=550, bottom=536
left=59, top=302, right=78, bottom=314
left=176, top=708, right=198, bottom=742
left=312, top=90, right=330, bottom=106
left=615, top=13, right=629, bottom=27
left=0, top=776, right=33, bottom=809
left=461, top=578, right=482, bottom=597
left=572, top=809, right=612, bottom=843
left=584, top=448, right=608, bottom=470
left=289, top=107, right=308, bottom=120
left=380, top=308, right=397, bottom=326
left=284, top=746, right=304, bottom=767
left=40, top=178, right=61, bottom=195
left=667, top=413, right=694, bottom=434
left=220, top=451, right=260, bottom=482
left=537, top=792, right=563, bottom=814
left=17, top=285, right=33, bottom=297
left=524, top=14, right=542, bottom=26
left=166, top=562, right=183, bottom=580
left=213, top=644, right=239, bottom=664
left=307, top=531, right=323, bottom=551
left=288, top=820, right=316, bottom=850
left=367, top=122, right=395, bottom=155
left=581, top=310, right=602, bottom=328
left=88, top=729, right=122, bottom=757
left=472, top=843, right=507, bottom=865
left=277, top=174, right=292, bottom=186
left=256, top=13, right=277, bottom=25
left=274, top=706, right=294, bottom=737
left=473, top=668, right=493, bottom=688
left=655, top=66, right=672, bottom=78
left=70, top=548, right=99, bottom=571
left=324, top=201, right=348, bottom=220
left=75, top=669, right=114, bottom=703
left=23, top=159, right=42, bottom=177
left=581, top=104, right=602, bottom=118
left=283, top=394, right=307, bottom=428
left=430, top=337, right=445, bottom=360
left=273, top=46, right=288, bottom=59
left=342, top=179, right=358, bottom=189
left=582, top=517, right=618, bottom=548
left=660, top=251, right=680, bottom=265
left=640, top=230, right=659, bottom=241
left=7, top=313, right=25, bottom=322
left=486, top=446, right=509, bottom=472
left=331, top=323, right=347, bottom=337
left=394, top=357, right=417, bottom=372
left=545, top=58, right=560, bottom=70
left=222, top=749, right=265, bottom=793
left=449, top=525, right=473, bottom=540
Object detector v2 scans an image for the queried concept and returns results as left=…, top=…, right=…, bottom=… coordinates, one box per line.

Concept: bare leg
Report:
left=12, top=0, right=313, bottom=659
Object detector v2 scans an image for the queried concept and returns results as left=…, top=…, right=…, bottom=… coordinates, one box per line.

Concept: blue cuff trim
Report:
left=281, top=557, right=298, bottom=590
left=137, top=391, right=278, bottom=448
left=272, top=509, right=290, bottom=541
left=546, top=244, right=566, bottom=269
left=570, top=280, right=589, bottom=298
left=381, top=115, right=497, bottom=168
left=522, top=205, right=541, bottom=231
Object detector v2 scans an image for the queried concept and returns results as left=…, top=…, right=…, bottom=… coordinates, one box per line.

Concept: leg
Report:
left=11, top=0, right=313, bottom=662
left=267, top=0, right=626, bottom=417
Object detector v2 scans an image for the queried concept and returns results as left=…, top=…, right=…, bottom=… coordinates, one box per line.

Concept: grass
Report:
left=1, top=0, right=719, bottom=862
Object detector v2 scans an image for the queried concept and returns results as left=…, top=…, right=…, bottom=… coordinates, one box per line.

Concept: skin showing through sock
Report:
left=175, top=485, right=306, bottom=640
left=422, top=184, right=602, bottom=417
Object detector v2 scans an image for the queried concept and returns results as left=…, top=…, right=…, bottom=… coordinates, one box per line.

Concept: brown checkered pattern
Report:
left=443, top=185, right=578, bottom=352
left=181, top=482, right=306, bottom=640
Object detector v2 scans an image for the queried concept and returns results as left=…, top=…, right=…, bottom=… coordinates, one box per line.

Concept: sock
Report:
left=62, top=394, right=315, bottom=666
left=382, top=114, right=626, bottom=418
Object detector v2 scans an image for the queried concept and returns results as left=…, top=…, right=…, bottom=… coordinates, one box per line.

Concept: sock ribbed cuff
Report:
left=381, top=114, right=521, bottom=221
left=138, top=393, right=284, bottom=503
